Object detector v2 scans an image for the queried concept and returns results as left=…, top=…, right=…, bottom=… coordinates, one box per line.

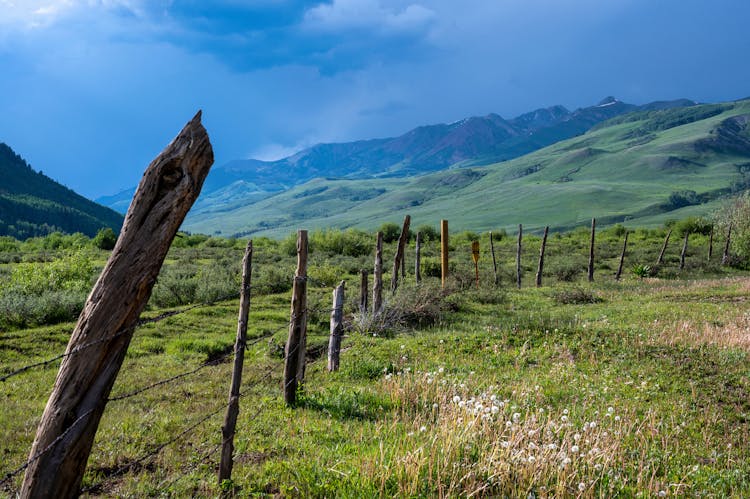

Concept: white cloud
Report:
left=303, top=0, right=436, bottom=34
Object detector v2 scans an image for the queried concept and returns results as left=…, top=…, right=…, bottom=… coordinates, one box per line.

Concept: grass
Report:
left=1, top=228, right=750, bottom=497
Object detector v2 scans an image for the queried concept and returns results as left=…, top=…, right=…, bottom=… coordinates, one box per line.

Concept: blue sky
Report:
left=1, top=0, right=749, bottom=198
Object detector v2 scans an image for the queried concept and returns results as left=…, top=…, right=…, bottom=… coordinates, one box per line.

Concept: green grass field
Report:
left=1, top=227, right=749, bottom=497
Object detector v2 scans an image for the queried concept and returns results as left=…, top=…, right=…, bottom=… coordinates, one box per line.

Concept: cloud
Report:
left=303, top=0, right=436, bottom=34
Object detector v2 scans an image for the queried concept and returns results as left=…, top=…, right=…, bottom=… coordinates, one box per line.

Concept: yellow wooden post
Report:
left=471, top=240, right=480, bottom=288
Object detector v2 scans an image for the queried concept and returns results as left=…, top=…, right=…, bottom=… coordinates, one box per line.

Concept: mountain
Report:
left=98, top=97, right=695, bottom=215
left=182, top=98, right=750, bottom=237
left=0, top=143, right=124, bottom=239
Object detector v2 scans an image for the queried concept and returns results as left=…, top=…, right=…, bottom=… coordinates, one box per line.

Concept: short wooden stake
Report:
left=489, top=231, right=498, bottom=286
left=722, top=224, right=732, bottom=265
left=588, top=218, right=596, bottom=282
left=516, top=224, right=522, bottom=289
left=219, top=240, right=253, bottom=485
left=373, top=232, right=384, bottom=314
left=415, top=232, right=422, bottom=284
left=359, top=269, right=368, bottom=314
left=327, top=281, right=345, bottom=372
left=615, top=232, right=629, bottom=281
left=391, top=215, right=411, bottom=292
left=283, top=230, right=308, bottom=406
left=535, top=226, right=549, bottom=287
left=680, top=231, right=689, bottom=270
left=441, top=220, right=449, bottom=288
left=656, top=229, right=672, bottom=265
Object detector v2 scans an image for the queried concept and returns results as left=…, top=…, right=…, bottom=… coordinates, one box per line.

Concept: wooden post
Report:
left=516, top=224, right=522, bottom=289
left=391, top=215, right=411, bottom=292
left=20, top=112, right=213, bottom=498
left=441, top=220, right=449, bottom=288
left=708, top=225, right=714, bottom=261
left=535, top=226, right=549, bottom=287
left=615, top=231, right=629, bottom=281
left=359, top=269, right=368, bottom=314
left=415, top=232, right=422, bottom=284
left=327, top=281, right=345, bottom=372
left=373, top=232, right=384, bottom=314
left=656, top=229, right=671, bottom=265
left=283, top=230, right=308, bottom=405
left=219, top=240, right=253, bottom=484
left=489, top=231, right=498, bottom=286
left=588, top=218, right=596, bottom=282
left=471, top=240, right=480, bottom=289
left=401, top=245, right=406, bottom=283
left=680, top=231, right=689, bottom=270
left=722, top=224, right=732, bottom=265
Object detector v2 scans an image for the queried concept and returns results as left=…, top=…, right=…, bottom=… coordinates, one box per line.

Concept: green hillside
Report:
left=184, top=99, right=750, bottom=237
left=0, top=143, right=123, bottom=239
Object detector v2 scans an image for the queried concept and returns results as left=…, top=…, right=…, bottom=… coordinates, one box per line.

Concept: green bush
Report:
left=93, top=227, right=117, bottom=250
left=378, top=222, right=402, bottom=243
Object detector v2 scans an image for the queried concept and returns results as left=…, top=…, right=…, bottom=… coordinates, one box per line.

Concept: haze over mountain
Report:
left=181, top=97, right=750, bottom=238
left=0, top=144, right=123, bottom=239
left=99, top=97, right=695, bottom=214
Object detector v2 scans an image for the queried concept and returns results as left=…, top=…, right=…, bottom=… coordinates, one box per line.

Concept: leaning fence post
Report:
left=516, top=224, right=522, bottom=289
left=680, top=231, right=689, bottom=270
left=415, top=232, right=422, bottom=284
left=283, top=230, right=308, bottom=405
left=373, top=232, right=384, bottom=314
left=219, top=240, right=253, bottom=485
left=391, top=215, right=411, bottom=292
left=535, top=226, right=549, bottom=287
left=615, top=231, right=629, bottom=281
left=489, top=231, right=498, bottom=286
left=656, top=229, right=672, bottom=265
left=359, top=269, right=368, bottom=314
left=327, top=281, right=345, bottom=372
left=722, top=224, right=732, bottom=265
left=20, top=112, right=213, bottom=498
left=588, top=218, right=596, bottom=282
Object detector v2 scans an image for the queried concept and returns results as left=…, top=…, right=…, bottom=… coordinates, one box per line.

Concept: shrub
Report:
left=379, top=222, right=402, bottom=243
left=415, top=224, right=440, bottom=242
left=551, top=287, right=602, bottom=305
left=310, top=228, right=372, bottom=257
left=93, top=227, right=117, bottom=250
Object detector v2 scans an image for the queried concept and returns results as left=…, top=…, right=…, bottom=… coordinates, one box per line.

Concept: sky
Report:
left=1, top=0, right=749, bottom=199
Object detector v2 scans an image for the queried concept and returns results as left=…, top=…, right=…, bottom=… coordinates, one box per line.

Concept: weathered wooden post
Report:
left=722, top=224, right=732, bottom=265
left=415, top=232, right=422, bottom=284
left=359, top=269, right=368, bottom=314
left=535, top=226, right=549, bottom=287
left=489, top=231, right=498, bottom=286
left=680, top=231, right=689, bottom=270
left=283, top=230, right=308, bottom=405
left=516, top=224, right=522, bottom=289
left=656, top=229, right=672, bottom=265
left=373, top=232, right=384, bottom=314
left=327, top=281, right=345, bottom=372
left=219, top=240, right=253, bottom=485
left=708, top=225, right=714, bottom=261
left=471, top=240, right=480, bottom=288
left=588, top=218, right=596, bottom=282
left=20, top=112, right=213, bottom=498
left=441, top=220, right=449, bottom=288
left=615, top=231, right=629, bottom=281
left=391, top=215, right=411, bottom=292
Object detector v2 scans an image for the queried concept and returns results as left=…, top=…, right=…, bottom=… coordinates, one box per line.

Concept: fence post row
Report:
left=283, top=230, right=309, bottom=406
left=373, top=232, right=384, bottom=314
left=535, top=226, right=549, bottom=287
left=588, top=218, right=596, bottom=282
left=391, top=215, right=411, bottom=292
left=516, top=224, right=522, bottom=289
left=219, top=240, right=253, bottom=484
left=327, top=281, right=345, bottom=372
left=20, top=112, right=213, bottom=498
left=615, top=231, right=629, bottom=281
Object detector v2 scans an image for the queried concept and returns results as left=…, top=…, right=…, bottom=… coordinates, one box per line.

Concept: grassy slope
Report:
left=184, top=100, right=750, bottom=238
left=1, top=231, right=749, bottom=497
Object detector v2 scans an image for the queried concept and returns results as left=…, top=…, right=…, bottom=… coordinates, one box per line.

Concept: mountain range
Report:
left=0, top=144, right=123, bottom=239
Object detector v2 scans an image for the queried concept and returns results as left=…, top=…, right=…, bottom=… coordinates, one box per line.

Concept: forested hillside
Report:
left=0, top=143, right=123, bottom=239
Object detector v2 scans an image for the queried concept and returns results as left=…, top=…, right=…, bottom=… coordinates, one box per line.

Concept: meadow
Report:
left=1, top=222, right=749, bottom=497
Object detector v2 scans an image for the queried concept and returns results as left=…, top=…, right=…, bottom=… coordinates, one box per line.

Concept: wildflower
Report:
left=562, top=457, right=572, bottom=466
left=432, top=403, right=439, bottom=410
left=400, top=344, right=405, bottom=349
left=512, top=413, right=521, bottom=423
left=658, top=491, right=666, bottom=497
left=438, top=367, right=444, bottom=373
left=561, top=415, right=568, bottom=423
left=528, top=456, right=536, bottom=464
left=459, top=401, right=466, bottom=408
left=491, top=406, right=500, bottom=415
left=420, top=426, right=427, bottom=433
left=547, top=443, right=557, bottom=450
left=578, top=483, right=586, bottom=492
left=573, top=433, right=581, bottom=441
left=589, top=421, right=597, bottom=429
left=506, top=421, right=512, bottom=428
left=501, top=441, right=510, bottom=448
left=607, top=406, right=614, bottom=414
left=614, top=415, right=621, bottom=422
left=571, top=445, right=579, bottom=454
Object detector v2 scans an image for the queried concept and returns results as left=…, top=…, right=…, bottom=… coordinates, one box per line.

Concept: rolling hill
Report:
left=182, top=98, right=750, bottom=237
left=0, top=143, right=124, bottom=239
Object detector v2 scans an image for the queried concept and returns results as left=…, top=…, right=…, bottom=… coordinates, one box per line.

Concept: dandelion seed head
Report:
left=658, top=491, right=666, bottom=497
left=571, top=445, right=579, bottom=454
left=419, top=426, right=427, bottom=433
left=578, top=483, right=586, bottom=492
